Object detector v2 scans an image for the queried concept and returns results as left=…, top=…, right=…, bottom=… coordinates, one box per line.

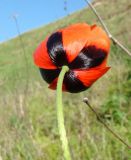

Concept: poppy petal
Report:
left=74, top=67, right=110, bottom=87
left=49, top=78, right=66, bottom=91
left=69, top=45, right=107, bottom=69
left=39, top=68, right=60, bottom=84
left=85, top=25, right=110, bottom=53
left=47, top=32, right=68, bottom=67
left=33, top=39, right=57, bottom=69
left=64, top=71, right=88, bottom=93
left=62, top=23, right=91, bottom=63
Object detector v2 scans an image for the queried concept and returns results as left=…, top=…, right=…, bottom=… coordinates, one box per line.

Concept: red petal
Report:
left=85, top=25, right=110, bottom=53
left=74, top=67, right=110, bottom=87
left=62, top=23, right=91, bottom=63
left=33, top=38, right=57, bottom=69
left=62, top=23, right=110, bottom=63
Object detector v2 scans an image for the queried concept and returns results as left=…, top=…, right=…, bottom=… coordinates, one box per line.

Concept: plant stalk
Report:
left=83, top=97, right=131, bottom=149
left=56, top=66, right=72, bottom=160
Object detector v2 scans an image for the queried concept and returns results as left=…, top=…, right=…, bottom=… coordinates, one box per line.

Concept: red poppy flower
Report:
left=33, top=23, right=110, bottom=93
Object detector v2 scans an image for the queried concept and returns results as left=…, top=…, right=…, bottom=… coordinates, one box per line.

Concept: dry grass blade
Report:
left=12, top=15, right=29, bottom=108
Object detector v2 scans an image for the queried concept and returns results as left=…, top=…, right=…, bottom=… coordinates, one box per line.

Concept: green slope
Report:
left=0, top=0, right=131, bottom=159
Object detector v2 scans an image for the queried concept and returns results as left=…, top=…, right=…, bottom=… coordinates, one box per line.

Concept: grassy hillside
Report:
left=0, top=0, right=131, bottom=159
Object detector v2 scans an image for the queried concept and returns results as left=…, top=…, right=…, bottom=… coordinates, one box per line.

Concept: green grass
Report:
left=0, top=0, right=131, bottom=159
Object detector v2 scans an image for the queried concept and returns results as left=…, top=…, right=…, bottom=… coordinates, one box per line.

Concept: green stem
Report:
left=56, top=66, right=71, bottom=160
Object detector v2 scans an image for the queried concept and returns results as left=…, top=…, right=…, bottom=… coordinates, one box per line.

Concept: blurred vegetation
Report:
left=0, top=0, right=131, bottom=159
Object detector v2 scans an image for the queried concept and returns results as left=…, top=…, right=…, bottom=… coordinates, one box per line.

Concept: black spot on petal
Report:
left=47, top=32, right=68, bottom=67
left=69, top=46, right=107, bottom=69
left=64, top=71, right=87, bottom=93
left=39, top=68, right=60, bottom=84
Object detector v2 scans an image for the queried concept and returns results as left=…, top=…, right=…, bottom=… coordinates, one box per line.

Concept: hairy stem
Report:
left=83, top=97, right=131, bottom=149
left=56, top=66, right=72, bottom=160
